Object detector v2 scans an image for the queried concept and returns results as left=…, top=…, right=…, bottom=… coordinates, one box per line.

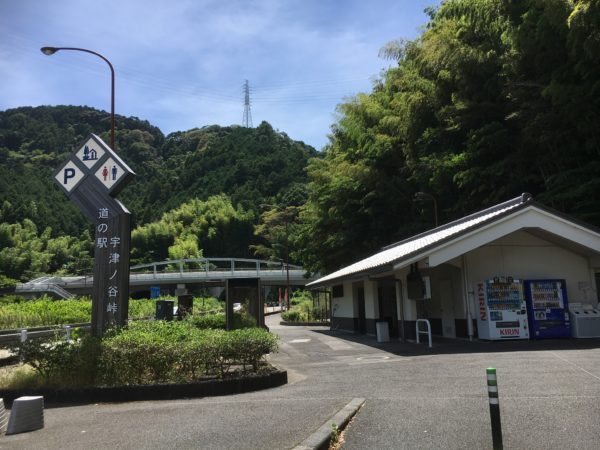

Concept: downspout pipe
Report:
left=462, top=255, right=474, bottom=341
left=395, top=278, right=406, bottom=343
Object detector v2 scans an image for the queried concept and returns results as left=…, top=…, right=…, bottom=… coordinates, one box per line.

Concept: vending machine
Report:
left=475, top=278, right=529, bottom=340
left=523, top=279, right=570, bottom=338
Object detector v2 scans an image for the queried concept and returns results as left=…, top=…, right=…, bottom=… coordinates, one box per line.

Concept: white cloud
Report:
left=0, top=0, right=438, bottom=150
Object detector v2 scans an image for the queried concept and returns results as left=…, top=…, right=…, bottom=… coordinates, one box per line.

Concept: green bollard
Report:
left=486, top=367, right=503, bottom=450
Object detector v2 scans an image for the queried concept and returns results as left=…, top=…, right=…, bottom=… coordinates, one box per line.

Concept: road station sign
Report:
left=94, top=156, right=126, bottom=190
left=75, top=138, right=105, bottom=170
left=53, top=133, right=134, bottom=336
left=54, top=159, right=85, bottom=193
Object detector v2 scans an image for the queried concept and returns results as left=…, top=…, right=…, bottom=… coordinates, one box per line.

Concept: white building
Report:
left=307, top=194, right=600, bottom=340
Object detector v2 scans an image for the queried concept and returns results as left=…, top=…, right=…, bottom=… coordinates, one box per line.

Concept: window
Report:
left=332, top=284, right=344, bottom=298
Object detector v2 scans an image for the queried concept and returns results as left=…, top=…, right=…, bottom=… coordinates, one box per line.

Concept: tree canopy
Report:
left=296, top=0, right=600, bottom=273
left=0, top=106, right=315, bottom=286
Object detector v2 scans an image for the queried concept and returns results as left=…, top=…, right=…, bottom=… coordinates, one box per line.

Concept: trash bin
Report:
left=177, top=294, right=193, bottom=320
left=155, top=300, right=174, bottom=321
left=376, top=320, right=390, bottom=343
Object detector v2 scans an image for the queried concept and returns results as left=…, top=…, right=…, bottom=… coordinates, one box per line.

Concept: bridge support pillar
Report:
left=226, top=278, right=264, bottom=329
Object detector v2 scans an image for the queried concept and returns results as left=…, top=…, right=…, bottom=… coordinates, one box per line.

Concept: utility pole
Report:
left=243, top=79, right=253, bottom=128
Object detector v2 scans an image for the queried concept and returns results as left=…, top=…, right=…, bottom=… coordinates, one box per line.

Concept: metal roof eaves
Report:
left=528, top=201, right=600, bottom=237
left=307, top=196, right=531, bottom=288
left=381, top=193, right=530, bottom=251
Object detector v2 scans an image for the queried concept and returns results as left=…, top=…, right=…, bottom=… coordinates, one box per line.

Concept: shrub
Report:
left=185, top=312, right=256, bottom=330
left=98, top=322, right=277, bottom=383
left=290, top=290, right=312, bottom=306
left=281, top=310, right=304, bottom=322
left=186, top=313, right=226, bottom=329
left=8, top=317, right=278, bottom=389
left=128, top=299, right=156, bottom=319
left=193, top=296, right=223, bottom=313
left=0, top=295, right=25, bottom=306
left=11, top=333, right=101, bottom=387
left=99, top=322, right=183, bottom=385
left=281, top=290, right=329, bottom=323
left=232, top=312, right=257, bottom=329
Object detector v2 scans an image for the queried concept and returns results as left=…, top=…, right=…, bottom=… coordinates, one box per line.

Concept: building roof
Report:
left=307, top=193, right=600, bottom=288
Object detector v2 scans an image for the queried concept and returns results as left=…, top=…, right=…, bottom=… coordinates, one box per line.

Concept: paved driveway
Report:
left=2, top=316, right=600, bottom=449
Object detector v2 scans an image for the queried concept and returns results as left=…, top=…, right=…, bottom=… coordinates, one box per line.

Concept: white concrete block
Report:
left=6, top=396, right=44, bottom=435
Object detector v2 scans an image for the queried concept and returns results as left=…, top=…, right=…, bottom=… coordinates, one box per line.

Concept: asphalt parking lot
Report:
left=2, top=315, right=600, bottom=449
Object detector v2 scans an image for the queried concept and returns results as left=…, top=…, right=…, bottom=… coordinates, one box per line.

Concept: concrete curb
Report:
left=292, top=397, right=365, bottom=450
left=279, top=321, right=331, bottom=327
left=0, top=370, right=287, bottom=406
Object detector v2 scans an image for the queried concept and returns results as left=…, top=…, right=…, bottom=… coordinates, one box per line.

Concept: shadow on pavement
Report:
left=313, top=328, right=600, bottom=356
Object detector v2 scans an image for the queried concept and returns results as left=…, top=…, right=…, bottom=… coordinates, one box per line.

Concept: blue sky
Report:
left=0, top=0, right=438, bottom=150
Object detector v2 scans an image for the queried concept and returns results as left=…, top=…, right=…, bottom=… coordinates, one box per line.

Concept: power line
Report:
left=1, top=33, right=377, bottom=107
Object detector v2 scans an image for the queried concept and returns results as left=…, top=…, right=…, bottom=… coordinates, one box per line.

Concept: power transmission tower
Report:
left=242, top=79, right=253, bottom=128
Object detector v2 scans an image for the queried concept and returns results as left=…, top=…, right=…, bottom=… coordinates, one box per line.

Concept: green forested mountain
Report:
left=0, top=106, right=317, bottom=286
left=294, top=0, right=600, bottom=273
left=0, top=106, right=165, bottom=235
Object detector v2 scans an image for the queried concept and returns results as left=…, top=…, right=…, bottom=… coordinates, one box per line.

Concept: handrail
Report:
left=0, top=324, right=90, bottom=345
left=15, top=282, right=74, bottom=299
left=16, top=258, right=312, bottom=297
left=416, top=319, right=432, bottom=348
left=130, top=257, right=303, bottom=271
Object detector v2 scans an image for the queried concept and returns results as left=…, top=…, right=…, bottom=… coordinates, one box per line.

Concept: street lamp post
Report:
left=414, top=191, right=438, bottom=227
left=41, top=46, right=116, bottom=151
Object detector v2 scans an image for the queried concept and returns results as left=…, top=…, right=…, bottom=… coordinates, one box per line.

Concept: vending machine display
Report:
left=475, top=278, right=529, bottom=340
left=523, top=279, right=570, bottom=338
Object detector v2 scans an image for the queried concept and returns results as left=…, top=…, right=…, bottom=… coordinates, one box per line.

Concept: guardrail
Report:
left=0, top=323, right=91, bottom=345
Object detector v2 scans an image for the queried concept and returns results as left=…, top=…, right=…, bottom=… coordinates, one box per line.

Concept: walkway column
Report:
left=363, top=280, right=379, bottom=335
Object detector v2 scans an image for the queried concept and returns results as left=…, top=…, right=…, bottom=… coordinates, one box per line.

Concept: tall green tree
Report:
left=130, top=194, right=255, bottom=264
left=252, top=205, right=298, bottom=264
left=296, top=0, right=600, bottom=273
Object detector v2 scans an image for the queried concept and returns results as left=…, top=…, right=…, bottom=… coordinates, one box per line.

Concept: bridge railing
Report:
left=129, top=257, right=303, bottom=279
left=17, top=258, right=309, bottom=295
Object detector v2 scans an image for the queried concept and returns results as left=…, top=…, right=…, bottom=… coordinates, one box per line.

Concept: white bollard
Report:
left=65, top=325, right=72, bottom=341
left=19, top=329, right=27, bottom=343
left=6, top=396, right=44, bottom=435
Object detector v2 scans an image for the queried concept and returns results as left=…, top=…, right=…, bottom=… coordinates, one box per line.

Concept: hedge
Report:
left=11, top=320, right=278, bottom=388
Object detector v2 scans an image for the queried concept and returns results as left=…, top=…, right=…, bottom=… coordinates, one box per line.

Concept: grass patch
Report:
left=0, top=364, right=42, bottom=390
left=0, top=295, right=222, bottom=329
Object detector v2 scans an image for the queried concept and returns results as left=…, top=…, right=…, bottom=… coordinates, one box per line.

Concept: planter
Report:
left=0, top=369, right=287, bottom=405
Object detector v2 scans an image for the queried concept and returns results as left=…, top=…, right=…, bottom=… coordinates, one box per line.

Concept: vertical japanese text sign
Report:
left=54, top=134, right=135, bottom=336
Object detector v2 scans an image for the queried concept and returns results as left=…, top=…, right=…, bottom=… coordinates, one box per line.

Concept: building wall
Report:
left=393, top=230, right=596, bottom=339
left=465, top=230, right=595, bottom=307
left=331, top=281, right=355, bottom=332
left=325, top=230, right=597, bottom=339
